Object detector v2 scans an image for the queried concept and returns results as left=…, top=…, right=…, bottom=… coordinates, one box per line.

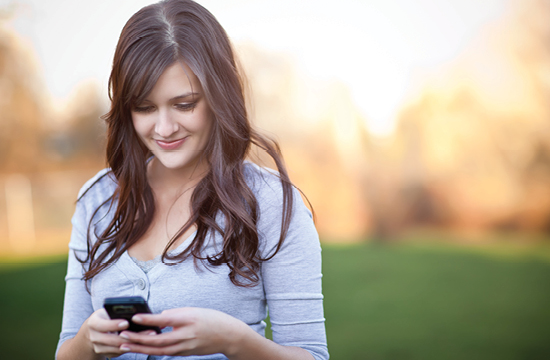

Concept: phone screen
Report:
left=104, top=296, right=161, bottom=333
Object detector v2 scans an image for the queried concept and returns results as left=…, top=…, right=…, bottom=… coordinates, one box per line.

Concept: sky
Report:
left=2, top=0, right=509, bottom=135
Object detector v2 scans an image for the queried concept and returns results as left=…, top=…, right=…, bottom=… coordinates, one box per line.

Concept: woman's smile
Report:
left=155, top=137, right=187, bottom=150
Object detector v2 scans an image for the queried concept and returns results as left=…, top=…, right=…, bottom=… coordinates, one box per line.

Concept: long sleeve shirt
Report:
left=56, top=162, right=328, bottom=360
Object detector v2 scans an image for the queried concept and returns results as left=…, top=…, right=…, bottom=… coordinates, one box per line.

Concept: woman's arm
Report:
left=57, top=309, right=131, bottom=360
left=226, top=322, right=315, bottom=360
left=56, top=174, right=133, bottom=360
left=257, top=180, right=328, bottom=359
left=56, top=246, right=134, bottom=360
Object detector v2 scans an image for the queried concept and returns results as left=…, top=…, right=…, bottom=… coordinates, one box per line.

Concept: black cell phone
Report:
left=104, top=296, right=161, bottom=334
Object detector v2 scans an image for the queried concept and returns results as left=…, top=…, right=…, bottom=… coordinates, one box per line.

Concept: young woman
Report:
left=55, top=1, right=328, bottom=359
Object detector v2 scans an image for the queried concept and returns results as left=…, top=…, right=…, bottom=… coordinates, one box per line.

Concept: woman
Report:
left=56, top=0, right=328, bottom=359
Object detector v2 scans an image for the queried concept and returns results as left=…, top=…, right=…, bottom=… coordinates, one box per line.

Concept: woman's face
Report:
left=131, top=61, right=213, bottom=175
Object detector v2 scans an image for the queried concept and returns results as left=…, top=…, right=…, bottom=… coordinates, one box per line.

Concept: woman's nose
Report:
left=154, top=109, right=178, bottom=138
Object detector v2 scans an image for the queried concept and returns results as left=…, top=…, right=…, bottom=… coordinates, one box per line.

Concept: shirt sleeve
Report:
left=55, top=198, right=95, bottom=359
left=257, top=176, right=329, bottom=360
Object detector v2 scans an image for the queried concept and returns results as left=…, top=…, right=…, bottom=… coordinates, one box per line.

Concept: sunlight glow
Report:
left=3, top=0, right=509, bottom=136
left=218, top=0, right=509, bottom=136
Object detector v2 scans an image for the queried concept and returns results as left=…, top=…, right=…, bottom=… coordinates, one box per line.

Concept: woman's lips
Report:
left=156, top=138, right=186, bottom=150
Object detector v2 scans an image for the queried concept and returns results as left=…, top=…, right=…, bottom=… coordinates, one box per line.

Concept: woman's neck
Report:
left=147, top=157, right=209, bottom=196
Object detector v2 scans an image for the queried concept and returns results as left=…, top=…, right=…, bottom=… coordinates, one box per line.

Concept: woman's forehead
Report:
left=143, top=61, right=202, bottom=101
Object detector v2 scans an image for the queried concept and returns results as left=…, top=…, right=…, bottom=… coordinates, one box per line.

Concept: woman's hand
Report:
left=84, top=308, right=153, bottom=358
left=116, top=307, right=246, bottom=357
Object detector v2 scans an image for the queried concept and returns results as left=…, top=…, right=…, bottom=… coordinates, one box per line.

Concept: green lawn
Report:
left=1, top=242, right=550, bottom=359
left=0, top=255, right=67, bottom=359
left=323, top=242, right=550, bottom=360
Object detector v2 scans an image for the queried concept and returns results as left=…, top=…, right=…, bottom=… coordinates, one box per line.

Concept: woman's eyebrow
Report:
left=170, top=92, right=200, bottom=101
left=140, top=92, right=200, bottom=103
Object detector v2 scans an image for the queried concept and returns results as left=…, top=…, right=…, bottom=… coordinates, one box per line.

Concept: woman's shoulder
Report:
left=242, top=161, right=309, bottom=217
left=77, top=168, right=118, bottom=204
left=243, top=161, right=287, bottom=199
left=69, top=168, right=117, bottom=248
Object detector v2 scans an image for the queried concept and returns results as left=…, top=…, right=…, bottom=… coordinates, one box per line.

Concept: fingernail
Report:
left=120, top=332, right=130, bottom=339
left=133, top=315, right=142, bottom=323
left=118, top=321, right=128, bottom=328
left=147, top=330, right=156, bottom=335
left=120, top=345, right=131, bottom=352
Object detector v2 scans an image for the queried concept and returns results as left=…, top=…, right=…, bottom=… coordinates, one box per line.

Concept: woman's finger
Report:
left=93, top=344, right=128, bottom=358
left=90, top=331, right=129, bottom=348
left=131, top=314, right=177, bottom=328
left=132, top=307, right=198, bottom=328
left=120, top=342, right=191, bottom=356
left=90, top=318, right=129, bottom=333
left=89, top=309, right=129, bottom=333
left=88, top=333, right=134, bottom=358
left=119, top=330, right=189, bottom=347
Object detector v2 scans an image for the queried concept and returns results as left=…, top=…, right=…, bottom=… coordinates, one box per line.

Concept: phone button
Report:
left=137, top=278, right=147, bottom=290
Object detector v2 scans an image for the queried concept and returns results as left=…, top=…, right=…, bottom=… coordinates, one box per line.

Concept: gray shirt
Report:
left=56, top=162, right=328, bottom=360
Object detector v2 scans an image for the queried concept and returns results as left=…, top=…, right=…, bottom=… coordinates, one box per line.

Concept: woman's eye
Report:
left=133, top=106, right=154, bottom=113
left=175, top=102, right=197, bottom=111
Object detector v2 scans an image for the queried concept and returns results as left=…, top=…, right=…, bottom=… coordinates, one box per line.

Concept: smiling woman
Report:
left=131, top=62, right=213, bottom=177
left=55, top=1, right=327, bottom=360
left=128, top=61, right=215, bottom=262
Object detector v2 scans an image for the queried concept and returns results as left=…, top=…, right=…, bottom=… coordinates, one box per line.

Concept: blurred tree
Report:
left=386, top=0, right=550, bottom=235
left=43, top=81, right=107, bottom=168
left=0, top=15, right=106, bottom=174
left=238, top=44, right=371, bottom=240
left=0, top=18, right=46, bottom=173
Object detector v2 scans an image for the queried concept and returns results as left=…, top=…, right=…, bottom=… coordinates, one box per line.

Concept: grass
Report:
left=323, top=242, right=550, bottom=360
left=1, top=241, right=550, bottom=359
left=0, top=258, right=67, bottom=359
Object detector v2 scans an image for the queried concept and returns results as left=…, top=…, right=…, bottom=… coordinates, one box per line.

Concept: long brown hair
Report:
left=77, top=0, right=298, bottom=287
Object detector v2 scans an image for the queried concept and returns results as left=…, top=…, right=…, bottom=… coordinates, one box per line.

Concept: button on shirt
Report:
left=136, top=278, right=147, bottom=290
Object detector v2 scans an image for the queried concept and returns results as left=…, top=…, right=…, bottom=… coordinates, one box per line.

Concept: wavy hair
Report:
left=78, top=0, right=298, bottom=287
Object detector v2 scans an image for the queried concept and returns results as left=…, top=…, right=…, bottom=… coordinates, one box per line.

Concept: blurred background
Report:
left=0, top=0, right=549, bottom=359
